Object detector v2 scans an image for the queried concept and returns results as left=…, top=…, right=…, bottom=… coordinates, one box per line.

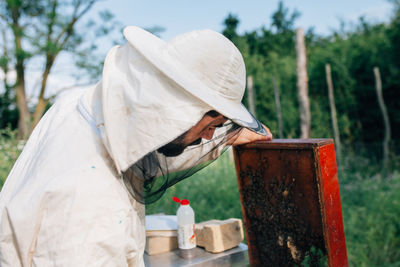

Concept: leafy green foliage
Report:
left=221, top=2, right=400, bottom=157
left=0, top=0, right=121, bottom=133
left=271, top=1, right=300, bottom=34
left=146, top=152, right=242, bottom=222
left=0, top=128, right=23, bottom=187
left=341, top=170, right=400, bottom=265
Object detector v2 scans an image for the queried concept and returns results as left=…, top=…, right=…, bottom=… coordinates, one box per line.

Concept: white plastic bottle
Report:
left=173, top=197, right=196, bottom=258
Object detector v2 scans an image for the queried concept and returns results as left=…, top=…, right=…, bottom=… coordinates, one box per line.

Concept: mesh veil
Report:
left=122, top=120, right=243, bottom=204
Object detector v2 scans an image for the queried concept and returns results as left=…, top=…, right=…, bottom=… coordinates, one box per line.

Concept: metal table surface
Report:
left=144, top=243, right=249, bottom=267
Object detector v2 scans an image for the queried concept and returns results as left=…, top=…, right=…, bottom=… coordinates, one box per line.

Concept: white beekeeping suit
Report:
left=0, top=26, right=267, bottom=266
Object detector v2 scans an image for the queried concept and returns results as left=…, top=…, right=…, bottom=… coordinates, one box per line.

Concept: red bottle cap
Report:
left=173, top=197, right=190, bottom=205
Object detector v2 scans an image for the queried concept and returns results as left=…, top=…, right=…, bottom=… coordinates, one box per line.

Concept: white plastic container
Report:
left=173, top=197, right=196, bottom=258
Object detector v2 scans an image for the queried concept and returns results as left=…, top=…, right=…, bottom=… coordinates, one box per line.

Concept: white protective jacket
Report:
left=0, top=41, right=214, bottom=266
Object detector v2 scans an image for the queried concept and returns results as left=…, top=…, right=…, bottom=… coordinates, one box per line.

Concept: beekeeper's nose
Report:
left=201, top=127, right=216, bottom=140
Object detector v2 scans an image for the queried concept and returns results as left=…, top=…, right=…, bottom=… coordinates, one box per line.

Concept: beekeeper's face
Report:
left=157, top=111, right=227, bottom=157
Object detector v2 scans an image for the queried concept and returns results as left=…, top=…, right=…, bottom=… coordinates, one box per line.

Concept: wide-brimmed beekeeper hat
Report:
left=122, top=26, right=267, bottom=135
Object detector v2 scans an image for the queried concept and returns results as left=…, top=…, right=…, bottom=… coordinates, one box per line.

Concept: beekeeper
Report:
left=0, top=26, right=272, bottom=266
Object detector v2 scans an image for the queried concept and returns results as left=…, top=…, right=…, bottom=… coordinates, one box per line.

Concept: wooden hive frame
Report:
left=233, top=139, right=348, bottom=266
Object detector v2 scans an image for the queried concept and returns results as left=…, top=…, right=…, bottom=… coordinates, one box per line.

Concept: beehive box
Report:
left=233, top=139, right=348, bottom=267
left=145, top=215, right=178, bottom=255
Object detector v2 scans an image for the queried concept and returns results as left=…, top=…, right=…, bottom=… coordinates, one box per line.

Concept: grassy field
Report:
left=1, top=130, right=399, bottom=266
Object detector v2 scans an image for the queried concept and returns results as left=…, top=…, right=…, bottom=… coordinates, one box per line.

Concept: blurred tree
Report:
left=0, top=0, right=118, bottom=139
left=221, top=2, right=301, bottom=138
left=220, top=0, right=400, bottom=154
left=222, top=13, right=239, bottom=41
left=386, top=2, right=400, bottom=151
left=271, top=1, right=300, bottom=33
left=0, top=26, right=18, bottom=129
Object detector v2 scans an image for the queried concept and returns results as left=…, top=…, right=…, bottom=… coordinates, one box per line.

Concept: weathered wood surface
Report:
left=296, top=28, right=311, bottom=139
left=373, top=66, right=391, bottom=178
left=325, top=63, right=342, bottom=165
left=247, top=75, right=256, bottom=116
left=273, top=75, right=283, bottom=138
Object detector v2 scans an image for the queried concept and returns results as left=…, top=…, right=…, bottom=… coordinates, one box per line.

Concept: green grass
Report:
left=1, top=133, right=399, bottom=266
left=0, top=128, right=23, bottom=187
left=340, top=173, right=400, bottom=266
left=146, top=151, right=243, bottom=222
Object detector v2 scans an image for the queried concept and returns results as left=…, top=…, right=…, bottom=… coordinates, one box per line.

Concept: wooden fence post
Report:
left=373, top=67, right=391, bottom=178
left=325, top=64, right=342, bottom=165
left=247, top=76, right=256, bottom=116
left=296, top=28, right=311, bottom=138
left=273, top=76, right=283, bottom=138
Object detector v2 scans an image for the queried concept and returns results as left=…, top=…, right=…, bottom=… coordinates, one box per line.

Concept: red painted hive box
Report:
left=233, top=139, right=348, bottom=267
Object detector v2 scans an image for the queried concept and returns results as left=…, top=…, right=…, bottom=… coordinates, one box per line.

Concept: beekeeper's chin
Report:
left=157, top=135, right=202, bottom=157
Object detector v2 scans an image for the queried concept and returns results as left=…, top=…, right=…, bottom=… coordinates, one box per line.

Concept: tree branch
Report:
left=46, top=0, right=58, bottom=49
left=53, top=0, right=96, bottom=48
left=0, top=13, right=10, bottom=24
left=0, top=28, right=10, bottom=90
left=32, top=0, right=98, bottom=127
left=38, top=0, right=97, bottom=102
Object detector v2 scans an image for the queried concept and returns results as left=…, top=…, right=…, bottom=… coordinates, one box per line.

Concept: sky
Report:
left=1, top=0, right=395, bottom=100
left=91, top=0, right=393, bottom=41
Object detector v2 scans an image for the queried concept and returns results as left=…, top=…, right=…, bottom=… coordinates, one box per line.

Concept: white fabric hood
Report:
left=97, top=43, right=211, bottom=174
